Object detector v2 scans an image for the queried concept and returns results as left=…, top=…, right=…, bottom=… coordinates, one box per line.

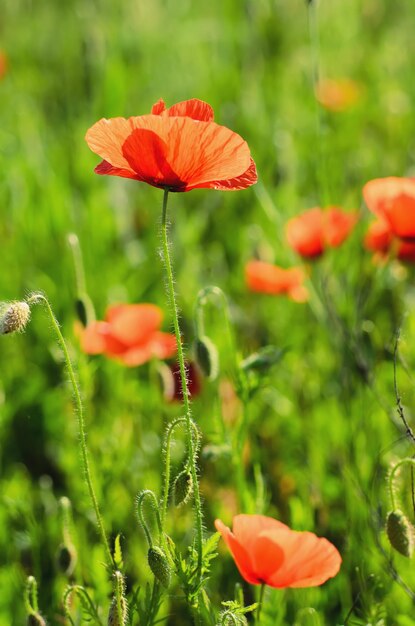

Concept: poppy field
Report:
left=2, top=0, right=415, bottom=624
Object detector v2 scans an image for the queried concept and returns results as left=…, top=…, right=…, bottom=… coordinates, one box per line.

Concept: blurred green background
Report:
left=2, top=0, right=415, bottom=623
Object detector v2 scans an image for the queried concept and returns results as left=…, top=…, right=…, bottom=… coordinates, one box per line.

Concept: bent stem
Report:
left=27, top=294, right=113, bottom=569
left=160, top=190, right=204, bottom=582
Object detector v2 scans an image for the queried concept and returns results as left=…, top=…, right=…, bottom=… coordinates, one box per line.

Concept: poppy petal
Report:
left=363, top=178, right=415, bottom=239
left=163, top=98, right=214, bottom=122
left=114, top=345, right=155, bottom=367
left=251, top=534, right=285, bottom=583
left=215, top=519, right=260, bottom=585
left=246, top=261, right=306, bottom=299
left=95, top=159, right=142, bottom=180
left=122, top=128, right=185, bottom=189
left=80, top=321, right=110, bottom=354
left=191, top=158, right=258, bottom=191
left=151, top=99, right=166, bottom=115
left=85, top=117, right=137, bottom=169
left=105, top=304, right=163, bottom=346
left=148, top=332, right=177, bottom=359
left=263, top=529, right=341, bottom=588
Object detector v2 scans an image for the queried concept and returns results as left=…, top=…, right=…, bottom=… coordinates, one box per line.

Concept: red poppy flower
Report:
left=285, top=207, right=357, bottom=258
left=80, top=303, right=176, bottom=366
left=158, top=361, right=202, bottom=402
left=85, top=98, right=257, bottom=192
left=215, top=515, right=341, bottom=588
left=363, top=177, right=415, bottom=240
left=245, top=260, right=308, bottom=302
left=365, top=219, right=415, bottom=263
left=315, top=78, right=362, bottom=112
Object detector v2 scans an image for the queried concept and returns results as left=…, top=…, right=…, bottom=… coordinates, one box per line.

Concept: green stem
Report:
left=256, top=583, right=266, bottom=624
left=27, top=294, right=113, bottom=569
left=160, top=189, right=204, bottom=582
left=160, top=416, right=199, bottom=526
left=137, top=489, right=163, bottom=547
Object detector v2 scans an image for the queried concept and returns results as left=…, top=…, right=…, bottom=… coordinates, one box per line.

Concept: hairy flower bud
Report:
left=386, top=509, right=414, bottom=557
left=172, top=469, right=193, bottom=506
left=0, top=301, right=30, bottom=334
left=107, top=597, right=128, bottom=626
left=147, top=546, right=171, bottom=588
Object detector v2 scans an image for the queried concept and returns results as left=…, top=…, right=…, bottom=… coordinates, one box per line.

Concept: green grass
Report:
left=2, top=0, right=415, bottom=624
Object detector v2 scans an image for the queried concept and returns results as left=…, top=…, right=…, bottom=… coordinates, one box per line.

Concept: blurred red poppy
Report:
left=159, top=361, right=202, bottom=402
left=85, top=98, right=257, bottom=192
left=286, top=207, right=357, bottom=258
left=80, top=303, right=176, bottom=366
left=365, top=219, right=415, bottom=263
left=363, top=177, right=415, bottom=240
left=215, top=515, right=341, bottom=588
left=315, top=78, right=362, bottom=112
left=245, top=260, right=308, bottom=302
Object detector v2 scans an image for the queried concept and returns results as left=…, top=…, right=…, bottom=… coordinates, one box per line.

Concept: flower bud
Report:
left=386, top=509, right=414, bottom=557
left=172, top=469, right=193, bottom=506
left=0, top=301, right=30, bottom=334
left=27, top=614, right=47, bottom=626
left=147, top=546, right=171, bottom=588
left=107, top=597, right=128, bottom=626
left=195, top=336, right=219, bottom=381
left=56, top=542, right=77, bottom=576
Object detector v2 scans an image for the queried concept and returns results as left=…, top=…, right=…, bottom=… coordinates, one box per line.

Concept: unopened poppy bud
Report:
left=195, top=336, right=219, bottom=381
left=147, top=546, right=171, bottom=588
left=0, top=301, right=30, bottom=335
left=107, top=597, right=128, bottom=626
left=386, top=509, right=414, bottom=557
left=56, top=542, right=77, bottom=576
left=172, top=469, right=193, bottom=506
left=75, top=297, right=88, bottom=327
left=27, top=614, right=47, bottom=626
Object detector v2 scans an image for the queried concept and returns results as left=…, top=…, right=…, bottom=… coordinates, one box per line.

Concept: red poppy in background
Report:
left=80, top=303, right=176, bottom=366
left=85, top=98, right=257, bottom=192
left=364, top=219, right=415, bottom=263
left=215, top=515, right=341, bottom=588
left=158, top=361, right=202, bottom=402
left=315, top=78, right=362, bottom=112
left=245, top=260, right=308, bottom=302
left=363, top=177, right=415, bottom=240
left=286, top=207, right=357, bottom=258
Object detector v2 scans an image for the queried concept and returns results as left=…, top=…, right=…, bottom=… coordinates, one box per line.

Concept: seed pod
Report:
left=0, top=301, right=31, bottom=334
left=195, top=336, right=219, bottom=381
left=107, top=597, right=128, bottom=626
left=172, top=469, right=193, bottom=506
left=386, top=509, right=414, bottom=557
left=147, top=546, right=171, bottom=588
left=27, top=614, right=47, bottom=626
left=56, top=542, right=77, bottom=576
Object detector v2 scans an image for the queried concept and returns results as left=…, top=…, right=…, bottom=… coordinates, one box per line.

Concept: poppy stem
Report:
left=160, top=189, right=204, bottom=582
left=256, top=583, right=266, bottom=624
left=26, top=293, right=114, bottom=571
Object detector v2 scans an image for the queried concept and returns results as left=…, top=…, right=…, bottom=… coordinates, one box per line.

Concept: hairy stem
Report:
left=27, top=294, right=113, bottom=569
left=160, top=190, right=204, bottom=581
